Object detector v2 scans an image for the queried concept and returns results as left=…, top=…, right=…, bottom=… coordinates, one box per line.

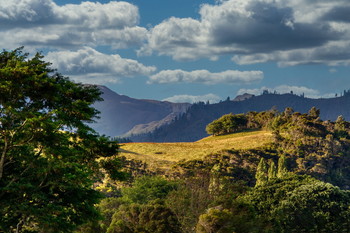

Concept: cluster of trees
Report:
left=205, top=107, right=350, bottom=188
left=205, top=114, right=248, bottom=136
left=80, top=166, right=350, bottom=232
left=205, top=110, right=276, bottom=136
left=242, top=175, right=350, bottom=232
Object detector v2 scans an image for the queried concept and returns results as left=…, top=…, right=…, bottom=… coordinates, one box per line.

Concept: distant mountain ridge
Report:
left=90, top=86, right=350, bottom=142
left=90, top=86, right=190, bottom=137
left=129, top=92, right=350, bottom=142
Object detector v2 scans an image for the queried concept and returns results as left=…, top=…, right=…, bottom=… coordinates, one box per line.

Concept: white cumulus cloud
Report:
left=163, top=94, right=221, bottom=104
left=140, top=0, right=350, bottom=66
left=0, top=0, right=146, bottom=50
left=233, top=41, right=350, bottom=67
left=148, top=69, right=263, bottom=85
left=237, top=85, right=333, bottom=99
left=46, top=47, right=156, bottom=84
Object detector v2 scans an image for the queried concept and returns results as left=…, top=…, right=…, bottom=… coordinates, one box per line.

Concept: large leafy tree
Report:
left=273, top=181, right=350, bottom=232
left=206, top=113, right=248, bottom=136
left=0, top=48, right=121, bottom=232
left=242, top=175, right=350, bottom=232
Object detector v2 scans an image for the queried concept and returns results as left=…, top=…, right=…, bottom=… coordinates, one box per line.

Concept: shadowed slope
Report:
left=91, top=86, right=190, bottom=137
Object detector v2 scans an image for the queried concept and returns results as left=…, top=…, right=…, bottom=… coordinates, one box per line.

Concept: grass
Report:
left=119, top=130, right=273, bottom=171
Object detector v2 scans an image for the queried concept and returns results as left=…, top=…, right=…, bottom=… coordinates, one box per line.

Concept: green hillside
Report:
left=89, top=108, right=350, bottom=233
left=119, top=130, right=273, bottom=171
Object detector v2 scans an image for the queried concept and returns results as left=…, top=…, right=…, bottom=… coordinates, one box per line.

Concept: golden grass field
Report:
left=119, top=130, right=273, bottom=171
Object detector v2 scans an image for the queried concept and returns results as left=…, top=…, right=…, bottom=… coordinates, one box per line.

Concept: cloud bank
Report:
left=140, top=0, right=350, bottom=66
left=148, top=69, right=263, bottom=85
left=237, top=85, right=334, bottom=99
left=46, top=47, right=156, bottom=84
left=163, top=94, right=221, bottom=104
left=0, top=0, right=146, bottom=50
left=2, top=0, right=350, bottom=86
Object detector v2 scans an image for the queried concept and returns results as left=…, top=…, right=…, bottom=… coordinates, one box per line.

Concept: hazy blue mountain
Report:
left=90, top=86, right=190, bottom=137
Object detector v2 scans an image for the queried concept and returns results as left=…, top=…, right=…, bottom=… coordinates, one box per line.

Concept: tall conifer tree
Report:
left=268, top=160, right=277, bottom=180
left=277, top=154, right=288, bottom=178
left=255, top=158, right=268, bottom=186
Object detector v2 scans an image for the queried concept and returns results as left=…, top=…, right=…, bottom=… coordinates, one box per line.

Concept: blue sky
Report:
left=1, top=0, right=350, bottom=103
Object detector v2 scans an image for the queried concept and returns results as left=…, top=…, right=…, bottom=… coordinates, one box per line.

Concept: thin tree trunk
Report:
left=16, top=218, right=24, bottom=233
left=0, top=137, right=8, bottom=180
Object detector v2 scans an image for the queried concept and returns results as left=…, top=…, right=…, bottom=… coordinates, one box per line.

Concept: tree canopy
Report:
left=242, top=175, right=350, bottom=232
left=206, top=113, right=248, bottom=136
left=0, top=48, right=121, bottom=232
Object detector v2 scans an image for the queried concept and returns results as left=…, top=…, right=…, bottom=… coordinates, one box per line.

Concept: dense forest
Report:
left=2, top=48, right=350, bottom=233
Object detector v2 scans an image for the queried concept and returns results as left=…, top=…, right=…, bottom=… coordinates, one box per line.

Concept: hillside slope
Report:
left=90, top=86, right=190, bottom=137
left=120, top=130, right=273, bottom=171
left=130, top=93, right=350, bottom=142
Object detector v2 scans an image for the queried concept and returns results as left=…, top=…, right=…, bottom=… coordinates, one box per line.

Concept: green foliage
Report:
left=196, top=203, right=261, bottom=233
left=270, top=108, right=350, bottom=187
left=206, top=113, right=248, bottom=136
left=242, top=175, right=315, bottom=219
left=165, top=173, right=214, bottom=233
left=334, top=115, right=349, bottom=139
left=268, top=160, right=277, bottom=180
left=121, top=176, right=177, bottom=204
left=89, top=197, right=128, bottom=233
left=241, top=175, right=350, bottom=232
left=107, top=202, right=181, bottom=233
left=196, top=208, right=234, bottom=233
left=172, top=148, right=267, bottom=186
left=77, top=176, right=179, bottom=233
left=308, top=106, right=320, bottom=119
left=205, top=119, right=224, bottom=136
left=0, top=48, right=122, bottom=232
left=273, top=181, right=350, bottom=232
left=167, top=159, right=254, bottom=232
left=205, top=109, right=285, bottom=136
left=277, top=154, right=288, bottom=178
left=255, top=158, right=268, bottom=186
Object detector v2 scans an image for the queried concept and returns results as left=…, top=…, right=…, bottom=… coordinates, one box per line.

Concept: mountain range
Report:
left=91, top=86, right=350, bottom=142
left=90, top=86, right=190, bottom=137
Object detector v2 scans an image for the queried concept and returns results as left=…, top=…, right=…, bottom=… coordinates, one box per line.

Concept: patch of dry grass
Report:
left=119, top=130, right=273, bottom=171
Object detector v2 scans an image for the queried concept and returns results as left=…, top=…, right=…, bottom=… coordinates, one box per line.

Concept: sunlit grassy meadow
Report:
left=119, top=130, right=273, bottom=171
